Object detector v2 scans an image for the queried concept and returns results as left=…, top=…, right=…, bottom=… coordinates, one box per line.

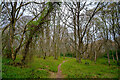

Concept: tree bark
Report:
left=21, top=30, right=34, bottom=63
left=73, top=12, right=77, bottom=61
left=107, top=51, right=110, bottom=66
left=77, top=2, right=81, bottom=63
left=53, top=10, right=57, bottom=60
left=116, top=48, right=119, bottom=62
left=46, top=15, right=50, bottom=56
left=112, top=51, right=115, bottom=63
left=94, top=51, right=96, bottom=64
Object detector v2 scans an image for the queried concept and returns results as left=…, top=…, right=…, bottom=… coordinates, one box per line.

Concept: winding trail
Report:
left=56, top=60, right=66, bottom=78
left=50, top=60, right=67, bottom=78
left=39, top=60, right=67, bottom=78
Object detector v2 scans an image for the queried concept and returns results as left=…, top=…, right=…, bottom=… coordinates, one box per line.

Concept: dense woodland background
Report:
left=0, top=1, right=120, bottom=78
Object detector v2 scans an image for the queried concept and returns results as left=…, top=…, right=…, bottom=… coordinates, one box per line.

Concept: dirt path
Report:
left=39, top=60, right=67, bottom=78
left=56, top=60, right=66, bottom=78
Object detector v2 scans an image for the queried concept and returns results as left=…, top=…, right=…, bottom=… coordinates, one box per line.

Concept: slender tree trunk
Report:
left=79, top=54, right=81, bottom=63
left=57, top=11, right=61, bottom=57
left=53, top=10, right=57, bottom=60
left=46, top=15, right=50, bottom=56
left=112, top=51, right=115, bottom=63
left=77, top=2, right=81, bottom=63
left=10, top=23, right=15, bottom=61
left=41, top=27, right=46, bottom=59
left=116, top=48, right=119, bottom=62
left=54, top=42, right=57, bottom=59
left=73, top=13, right=78, bottom=61
left=40, top=37, right=45, bottom=59
left=63, top=50, right=65, bottom=59
left=43, top=52, right=46, bottom=59
left=107, top=51, right=110, bottom=66
left=94, top=51, right=96, bottom=64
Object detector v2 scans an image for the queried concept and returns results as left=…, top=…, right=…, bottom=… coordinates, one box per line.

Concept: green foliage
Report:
left=37, top=8, right=47, bottom=23
left=2, top=57, right=12, bottom=64
left=29, top=21, right=39, bottom=26
left=14, top=35, right=20, bottom=41
left=27, top=2, right=53, bottom=27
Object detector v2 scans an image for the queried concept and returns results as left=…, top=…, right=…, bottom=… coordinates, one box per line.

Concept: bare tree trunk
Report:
left=10, top=2, right=17, bottom=61
left=63, top=50, right=65, bottom=59
left=41, top=26, right=46, bottom=59
left=46, top=15, right=50, bottom=56
left=73, top=12, right=78, bottom=61
left=21, top=27, right=36, bottom=62
left=77, top=2, right=81, bottom=63
left=57, top=11, right=61, bottom=58
left=54, top=42, right=57, bottom=59
left=79, top=54, right=81, bottom=63
left=53, top=10, right=57, bottom=60
left=21, top=32, right=33, bottom=63
left=43, top=52, right=46, bottom=59
left=112, top=51, right=115, bottom=63
left=5, top=31, right=12, bottom=59
left=107, top=51, right=110, bottom=66
left=94, top=51, right=96, bottom=64
left=116, top=48, right=119, bottom=62
left=10, top=23, right=16, bottom=61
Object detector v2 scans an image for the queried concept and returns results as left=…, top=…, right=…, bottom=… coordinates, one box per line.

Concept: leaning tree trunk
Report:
left=21, top=2, right=58, bottom=63
left=21, top=30, right=34, bottom=63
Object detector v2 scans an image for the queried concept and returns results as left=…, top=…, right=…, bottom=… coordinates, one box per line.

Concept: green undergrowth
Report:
left=2, top=57, right=49, bottom=78
left=2, top=55, right=119, bottom=78
left=61, top=58, right=119, bottom=78
left=2, top=64, right=49, bottom=78
left=27, top=56, right=70, bottom=72
left=2, top=55, right=69, bottom=78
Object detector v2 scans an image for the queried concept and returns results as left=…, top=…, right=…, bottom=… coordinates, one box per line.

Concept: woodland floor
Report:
left=2, top=55, right=119, bottom=78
